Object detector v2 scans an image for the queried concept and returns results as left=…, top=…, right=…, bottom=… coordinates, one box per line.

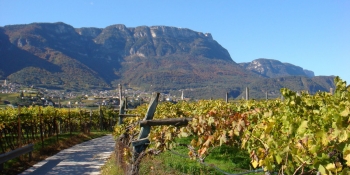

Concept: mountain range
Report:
left=0, top=22, right=335, bottom=99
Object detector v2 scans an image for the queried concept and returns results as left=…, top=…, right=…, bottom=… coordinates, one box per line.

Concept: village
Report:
left=0, top=79, right=187, bottom=109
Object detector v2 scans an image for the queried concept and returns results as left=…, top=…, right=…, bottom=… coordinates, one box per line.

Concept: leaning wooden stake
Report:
left=130, top=92, right=160, bottom=175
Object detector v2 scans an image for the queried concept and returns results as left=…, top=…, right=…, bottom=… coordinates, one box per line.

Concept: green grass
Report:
left=100, top=152, right=124, bottom=175
left=138, top=137, right=260, bottom=175
left=101, top=136, right=263, bottom=175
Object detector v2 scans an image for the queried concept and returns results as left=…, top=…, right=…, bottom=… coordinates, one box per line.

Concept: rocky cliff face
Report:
left=239, top=58, right=315, bottom=78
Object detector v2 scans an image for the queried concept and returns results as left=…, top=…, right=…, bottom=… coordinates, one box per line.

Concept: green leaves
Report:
left=297, top=120, right=308, bottom=135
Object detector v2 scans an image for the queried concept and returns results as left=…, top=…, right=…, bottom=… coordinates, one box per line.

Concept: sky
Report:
left=1, top=0, right=349, bottom=84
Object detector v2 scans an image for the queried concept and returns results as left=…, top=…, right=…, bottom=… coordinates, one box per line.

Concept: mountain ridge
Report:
left=0, top=22, right=335, bottom=99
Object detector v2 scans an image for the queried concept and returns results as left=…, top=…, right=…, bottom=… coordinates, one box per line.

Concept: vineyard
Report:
left=0, top=106, right=117, bottom=154
left=114, top=77, right=350, bottom=175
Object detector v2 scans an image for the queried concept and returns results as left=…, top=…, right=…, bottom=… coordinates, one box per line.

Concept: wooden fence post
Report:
left=330, top=88, right=334, bottom=95
left=39, top=107, right=44, bottom=148
left=125, top=97, right=128, bottom=110
left=99, top=105, right=103, bottom=131
left=225, top=92, right=228, bottom=103
left=119, top=84, right=122, bottom=103
left=119, top=100, right=126, bottom=125
left=55, top=111, right=59, bottom=143
left=89, top=110, right=92, bottom=133
left=245, top=87, right=249, bottom=100
left=130, top=92, right=160, bottom=174
left=265, top=91, right=268, bottom=100
left=17, top=105, right=22, bottom=148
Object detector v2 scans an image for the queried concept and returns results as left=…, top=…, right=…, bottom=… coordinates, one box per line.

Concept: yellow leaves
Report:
left=218, top=131, right=227, bottom=146
left=179, top=127, right=189, bottom=137
left=338, top=130, right=348, bottom=143
left=230, top=118, right=246, bottom=137
left=325, top=163, right=343, bottom=174
left=207, top=116, right=215, bottom=126
left=343, top=144, right=350, bottom=166
left=341, top=107, right=349, bottom=117
left=345, top=154, right=350, bottom=167
left=251, top=160, right=259, bottom=168
left=319, top=165, right=327, bottom=175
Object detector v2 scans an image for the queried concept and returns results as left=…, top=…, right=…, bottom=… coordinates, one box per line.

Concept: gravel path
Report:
left=20, top=135, right=115, bottom=175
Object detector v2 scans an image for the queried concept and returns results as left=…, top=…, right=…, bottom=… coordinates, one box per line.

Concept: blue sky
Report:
left=1, top=0, right=349, bottom=84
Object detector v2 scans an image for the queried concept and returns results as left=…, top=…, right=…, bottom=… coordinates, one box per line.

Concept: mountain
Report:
left=237, top=75, right=335, bottom=99
left=0, top=22, right=335, bottom=99
left=239, top=58, right=315, bottom=78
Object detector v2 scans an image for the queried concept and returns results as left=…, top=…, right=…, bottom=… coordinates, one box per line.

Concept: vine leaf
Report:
left=325, top=163, right=337, bottom=173
left=297, top=120, right=308, bottom=135
left=275, top=154, right=282, bottom=164
left=318, top=165, right=327, bottom=175
left=340, top=107, right=349, bottom=117
left=251, top=160, right=259, bottom=168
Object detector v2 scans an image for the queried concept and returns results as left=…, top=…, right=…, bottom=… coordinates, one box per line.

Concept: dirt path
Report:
left=20, top=135, right=115, bottom=175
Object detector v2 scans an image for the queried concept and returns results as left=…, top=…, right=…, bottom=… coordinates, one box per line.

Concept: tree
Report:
left=20, top=91, right=24, bottom=98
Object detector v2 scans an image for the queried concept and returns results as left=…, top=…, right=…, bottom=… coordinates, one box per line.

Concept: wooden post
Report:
left=89, top=110, right=92, bottom=133
left=39, top=107, right=44, bottom=148
left=138, top=93, right=159, bottom=139
left=245, top=87, right=249, bottom=100
left=131, top=93, right=160, bottom=174
left=55, top=111, right=59, bottom=143
left=265, top=91, right=268, bottom=100
left=17, top=105, right=22, bottom=148
left=139, top=118, right=192, bottom=127
left=118, top=84, right=122, bottom=104
left=118, top=100, right=126, bottom=125
left=79, top=110, right=83, bottom=132
left=69, top=107, right=72, bottom=136
left=225, top=92, right=228, bottom=103
left=330, top=88, right=334, bottom=95
left=125, top=97, right=128, bottom=110
left=99, top=105, right=103, bottom=131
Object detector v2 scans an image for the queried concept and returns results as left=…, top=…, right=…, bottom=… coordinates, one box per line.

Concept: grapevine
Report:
left=114, top=76, right=350, bottom=175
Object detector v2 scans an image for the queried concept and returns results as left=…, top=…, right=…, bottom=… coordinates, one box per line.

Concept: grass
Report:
left=1, top=131, right=110, bottom=175
left=100, top=152, right=124, bottom=175
left=101, top=137, right=264, bottom=175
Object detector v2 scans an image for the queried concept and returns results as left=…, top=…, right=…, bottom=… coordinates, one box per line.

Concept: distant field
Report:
left=0, top=93, right=19, bottom=102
